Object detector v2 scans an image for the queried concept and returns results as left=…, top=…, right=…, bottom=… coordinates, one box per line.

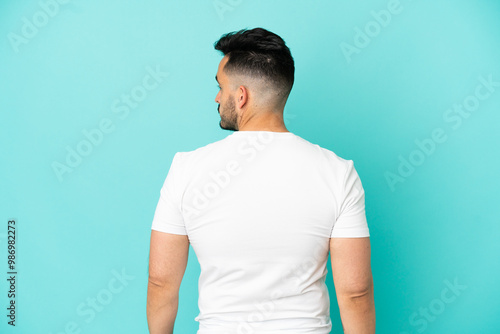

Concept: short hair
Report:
left=214, top=27, right=295, bottom=106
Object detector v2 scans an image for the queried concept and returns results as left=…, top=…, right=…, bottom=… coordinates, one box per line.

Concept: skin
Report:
left=330, top=237, right=375, bottom=333
left=147, top=54, right=375, bottom=334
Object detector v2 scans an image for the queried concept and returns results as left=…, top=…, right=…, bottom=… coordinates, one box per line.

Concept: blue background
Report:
left=1, top=0, right=499, bottom=333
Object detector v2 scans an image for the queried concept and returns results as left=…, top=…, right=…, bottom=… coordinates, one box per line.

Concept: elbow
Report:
left=339, top=280, right=374, bottom=300
left=349, top=284, right=374, bottom=299
left=147, top=277, right=180, bottom=305
left=148, top=276, right=177, bottom=290
left=147, top=276, right=181, bottom=297
left=148, top=276, right=166, bottom=288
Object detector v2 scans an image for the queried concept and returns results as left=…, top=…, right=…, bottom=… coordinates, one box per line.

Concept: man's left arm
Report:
left=147, top=230, right=189, bottom=334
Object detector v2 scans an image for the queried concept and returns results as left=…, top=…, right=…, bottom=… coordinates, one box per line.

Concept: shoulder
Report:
left=173, top=134, right=233, bottom=169
left=294, top=134, right=351, bottom=169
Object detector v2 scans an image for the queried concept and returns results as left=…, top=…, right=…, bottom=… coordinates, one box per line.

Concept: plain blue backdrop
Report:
left=1, top=0, right=499, bottom=333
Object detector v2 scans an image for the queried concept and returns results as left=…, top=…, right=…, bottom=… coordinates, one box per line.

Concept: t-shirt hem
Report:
left=151, top=225, right=187, bottom=235
left=330, top=229, right=370, bottom=238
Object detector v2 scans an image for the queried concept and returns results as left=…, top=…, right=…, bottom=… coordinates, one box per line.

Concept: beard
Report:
left=218, top=96, right=239, bottom=131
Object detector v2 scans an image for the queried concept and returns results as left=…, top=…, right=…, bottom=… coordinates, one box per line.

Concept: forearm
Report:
left=337, top=286, right=375, bottom=334
left=147, top=281, right=179, bottom=334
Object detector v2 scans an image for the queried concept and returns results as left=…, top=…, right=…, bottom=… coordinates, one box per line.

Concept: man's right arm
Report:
left=330, top=236, right=375, bottom=333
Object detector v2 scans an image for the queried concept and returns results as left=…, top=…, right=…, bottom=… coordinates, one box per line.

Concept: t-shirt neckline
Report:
left=229, top=130, right=295, bottom=135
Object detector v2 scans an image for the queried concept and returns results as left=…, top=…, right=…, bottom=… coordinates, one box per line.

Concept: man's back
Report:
left=151, top=130, right=370, bottom=333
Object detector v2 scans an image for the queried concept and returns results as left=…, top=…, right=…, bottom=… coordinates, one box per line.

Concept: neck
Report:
left=238, top=110, right=289, bottom=132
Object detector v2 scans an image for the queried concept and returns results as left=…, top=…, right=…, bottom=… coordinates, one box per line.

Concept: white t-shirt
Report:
left=151, top=130, right=370, bottom=334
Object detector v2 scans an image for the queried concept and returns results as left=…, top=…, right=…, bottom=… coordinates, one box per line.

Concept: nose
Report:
left=215, top=91, right=221, bottom=104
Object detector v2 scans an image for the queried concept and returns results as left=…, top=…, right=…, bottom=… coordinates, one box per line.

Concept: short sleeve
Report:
left=151, top=152, right=187, bottom=235
left=331, top=160, right=370, bottom=238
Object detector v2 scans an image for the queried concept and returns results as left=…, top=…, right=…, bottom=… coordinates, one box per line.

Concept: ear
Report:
left=236, top=85, right=249, bottom=109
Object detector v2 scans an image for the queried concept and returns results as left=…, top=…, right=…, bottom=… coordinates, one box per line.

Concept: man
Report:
left=147, top=27, right=375, bottom=334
